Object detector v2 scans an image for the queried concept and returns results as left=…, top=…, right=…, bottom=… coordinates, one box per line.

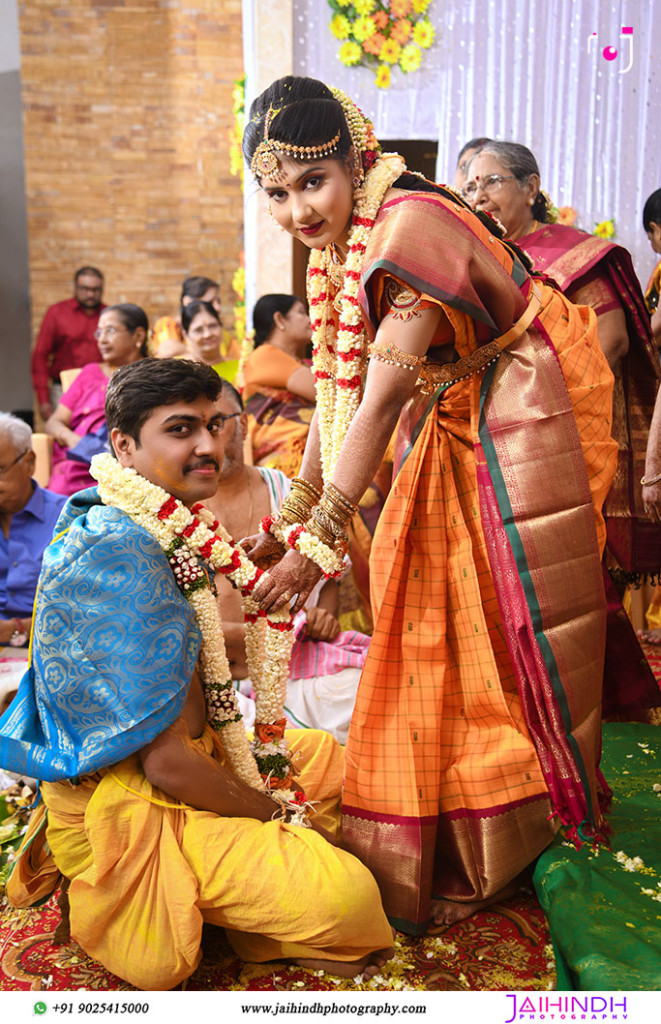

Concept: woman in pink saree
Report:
left=466, top=142, right=661, bottom=718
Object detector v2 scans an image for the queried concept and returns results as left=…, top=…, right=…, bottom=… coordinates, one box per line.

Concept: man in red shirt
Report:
left=31, top=266, right=106, bottom=420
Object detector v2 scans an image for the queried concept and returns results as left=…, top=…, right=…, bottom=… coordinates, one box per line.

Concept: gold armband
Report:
left=369, top=341, right=425, bottom=372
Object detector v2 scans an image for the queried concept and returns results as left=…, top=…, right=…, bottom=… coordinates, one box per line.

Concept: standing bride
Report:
left=242, top=76, right=618, bottom=933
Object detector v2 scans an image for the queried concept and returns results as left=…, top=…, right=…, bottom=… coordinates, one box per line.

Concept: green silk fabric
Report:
left=534, top=722, right=661, bottom=990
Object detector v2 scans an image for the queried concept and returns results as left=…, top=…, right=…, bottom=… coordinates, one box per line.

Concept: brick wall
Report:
left=19, top=0, right=244, bottom=340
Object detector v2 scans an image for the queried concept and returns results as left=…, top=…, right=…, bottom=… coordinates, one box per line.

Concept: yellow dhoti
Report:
left=35, top=728, right=391, bottom=990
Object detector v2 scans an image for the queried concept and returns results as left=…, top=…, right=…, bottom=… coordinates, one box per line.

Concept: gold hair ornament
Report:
left=250, top=105, right=341, bottom=180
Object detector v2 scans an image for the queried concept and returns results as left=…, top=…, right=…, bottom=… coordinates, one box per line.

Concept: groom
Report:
left=0, top=359, right=393, bottom=990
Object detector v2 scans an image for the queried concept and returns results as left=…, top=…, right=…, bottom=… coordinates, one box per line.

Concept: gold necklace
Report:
left=327, top=244, right=346, bottom=289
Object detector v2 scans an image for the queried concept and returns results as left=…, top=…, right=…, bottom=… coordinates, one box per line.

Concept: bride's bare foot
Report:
left=431, top=877, right=523, bottom=926
left=296, top=929, right=396, bottom=980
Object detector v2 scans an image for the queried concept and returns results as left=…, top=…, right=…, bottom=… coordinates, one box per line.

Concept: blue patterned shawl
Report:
left=0, top=488, right=201, bottom=781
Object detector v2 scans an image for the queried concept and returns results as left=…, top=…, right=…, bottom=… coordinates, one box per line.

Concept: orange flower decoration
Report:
left=255, top=718, right=288, bottom=743
left=267, top=773, right=295, bottom=790
left=390, top=0, right=413, bottom=17
left=363, top=31, right=386, bottom=55
left=373, top=10, right=389, bottom=28
left=391, top=18, right=412, bottom=44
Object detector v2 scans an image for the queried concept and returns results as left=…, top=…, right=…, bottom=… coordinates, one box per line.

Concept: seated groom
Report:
left=0, top=359, right=393, bottom=990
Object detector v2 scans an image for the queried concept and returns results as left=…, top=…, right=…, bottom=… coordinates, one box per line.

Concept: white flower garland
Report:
left=307, top=153, right=406, bottom=482
left=90, top=453, right=303, bottom=807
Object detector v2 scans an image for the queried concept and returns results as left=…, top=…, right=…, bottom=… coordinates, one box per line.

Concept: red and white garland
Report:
left=260, top=513, right=346, bottom=579
left=90, top=453, right=303, bottom=810
left=307, top=153, right=406, bottom=482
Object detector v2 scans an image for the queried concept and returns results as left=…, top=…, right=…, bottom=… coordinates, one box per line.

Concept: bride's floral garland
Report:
left=90, top=453, right=302, bottom=810
left=307, top=152, right=406, bottom=482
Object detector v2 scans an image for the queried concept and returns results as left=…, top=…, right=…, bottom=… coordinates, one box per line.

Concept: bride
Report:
left=242, top=75, right=617, bottom=933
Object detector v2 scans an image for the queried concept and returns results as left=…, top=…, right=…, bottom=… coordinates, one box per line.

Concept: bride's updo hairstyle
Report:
left=243, top=76, right=354, bottom=177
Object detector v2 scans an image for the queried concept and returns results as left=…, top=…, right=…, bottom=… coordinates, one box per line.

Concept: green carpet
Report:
left=533, top=723, right=661, bottom=990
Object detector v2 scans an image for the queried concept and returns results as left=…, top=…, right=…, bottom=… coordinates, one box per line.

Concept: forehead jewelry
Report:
left=250, top=104, right=341, bottom=181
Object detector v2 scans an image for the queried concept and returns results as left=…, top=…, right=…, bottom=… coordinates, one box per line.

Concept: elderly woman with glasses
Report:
left=45, top=304, right=148, bottom=496
left=0, top=412, right=65, bottom=653
left=465, top=141, right=661, bottom=720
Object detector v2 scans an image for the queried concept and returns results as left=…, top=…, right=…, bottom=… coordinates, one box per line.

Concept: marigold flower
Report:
left=412, top=0, right=431, bottom=12
left=335, top=0, right=351, bottom=6
left=338, top=40, right=362, bottom=65
left=375, top=64, right=392, bottom=89
left=354, top=0, right=376, bottom=13
left=330, top=13, right=351, bottom=39
left=373, top=10, right=389, bottom=29
left=391, top=18, right=412, bottom=44
left=594, top=219, right=615, bottom=239
left=399, top=42, right=422, bottom=72
left=380, top=38, right=402, bottom=64
left=391, top=0, right=413, bottom=17
left=363, top=30, right=386, bottom=56
left=412, top=18, right=434, bottom=47
left=352, top=14, right=376, bottom=42
left=232, top=265, right=245, bottom=296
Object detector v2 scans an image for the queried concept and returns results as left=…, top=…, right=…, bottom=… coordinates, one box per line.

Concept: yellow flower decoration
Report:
left=339, top=40, right=362, bottom=66
left=331, top=13, right=351, bottom=39
left=327, top=0, right=435, bottom=88
left=375, top=63, right=391, bottom=89
left=352, top=15, right=376, bottom=43
left=594, top=219, right=615, bottom=240
left=412, top=18, right=434, bottom=47
left=380, top=38, right=402, bottom=64
left=399, top=43, right=422, bottom=73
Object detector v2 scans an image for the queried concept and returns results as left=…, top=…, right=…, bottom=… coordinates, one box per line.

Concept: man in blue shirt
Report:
left=0, top=413, right=65, bottom=646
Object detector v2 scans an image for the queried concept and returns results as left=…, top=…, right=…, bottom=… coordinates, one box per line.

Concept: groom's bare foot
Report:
left=295, top=929, right=396, bottom=979
left=431, top=877, right=523, bottom=926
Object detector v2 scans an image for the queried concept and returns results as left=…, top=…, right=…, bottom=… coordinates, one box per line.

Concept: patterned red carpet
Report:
left=0, top=887, right=554, bottom=992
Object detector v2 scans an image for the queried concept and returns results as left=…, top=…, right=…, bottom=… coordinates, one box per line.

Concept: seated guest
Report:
left=205, top=381, right=369, bottom=745
left=45, top=304, right=147, bottom=496
left=31, top=266, right=106, bottom=422
left=643, top=188, right=661, bottom=347
left=242, top=294, right=315, bottom=476
left=0, top=413, right=65, bottom=647
left=181, top=300, right=240, bottom=384
left=466, top=141, right=661, bottom=719
left=151, top=275, right=239, bottom=360
left=0, top=359, right=393, bottom=989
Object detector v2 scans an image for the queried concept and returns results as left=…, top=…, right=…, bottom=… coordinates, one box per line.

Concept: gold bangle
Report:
left=323, top=482, right=359, bottom=517
left=291, top=477, right=321, bottom=503
left=641, top=471, right=661, bottom=486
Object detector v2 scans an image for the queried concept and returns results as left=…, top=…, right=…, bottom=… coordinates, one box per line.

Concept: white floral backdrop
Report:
left=273, top=0, right=660, bottom=285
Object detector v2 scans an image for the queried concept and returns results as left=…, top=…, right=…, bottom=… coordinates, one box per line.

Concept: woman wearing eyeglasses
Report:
left=181, top=300, right=240, bottom=385
left=466, top=141, right=661, bottom=720
left=45, top=304, right=147, bottom=495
